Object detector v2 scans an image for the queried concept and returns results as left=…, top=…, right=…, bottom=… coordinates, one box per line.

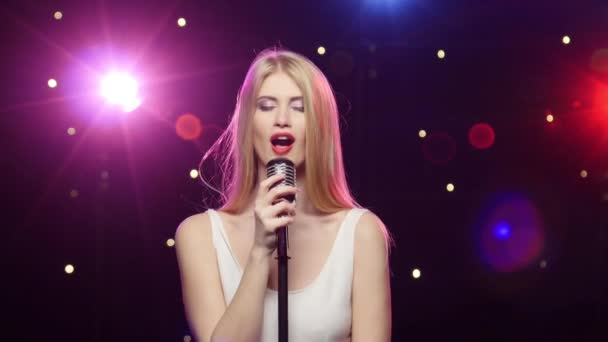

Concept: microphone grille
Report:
left=266, top=158, right=296, bottom=187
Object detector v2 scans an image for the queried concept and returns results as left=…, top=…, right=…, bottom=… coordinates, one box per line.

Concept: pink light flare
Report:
left=99, top=71, right=142, bottom=113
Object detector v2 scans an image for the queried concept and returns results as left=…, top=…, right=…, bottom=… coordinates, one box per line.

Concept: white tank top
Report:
left=207, top=208, right=368, bottom=342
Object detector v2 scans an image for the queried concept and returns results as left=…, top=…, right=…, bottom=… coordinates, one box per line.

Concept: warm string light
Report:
left=437, top=49, right=446, bottom=59
left=177, top=18, right=187, bottom=27
left=412, top=268, right=421, bottom=279
left=317, top=46, right=326, bottom=55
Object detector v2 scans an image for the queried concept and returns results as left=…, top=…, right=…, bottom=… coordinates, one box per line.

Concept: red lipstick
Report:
left=270, top=132, right=295, bottom=155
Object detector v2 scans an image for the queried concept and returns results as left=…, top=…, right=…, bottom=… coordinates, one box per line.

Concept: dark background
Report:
left=1, top=0, right=607, bottom=341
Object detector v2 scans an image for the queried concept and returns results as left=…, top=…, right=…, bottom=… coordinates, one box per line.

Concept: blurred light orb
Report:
left=468, top=122, right=495, bottom=150
left=418, top=129, right=427, bottom=138
left=177, top=18, right=187, bottom=27
left=69, top=189, right=79, bottom=198
left=54, top=11, right=63, bottom=20
left=476, top=193, right=545, bottom=273
left=580, top=170, right=588, bottom=178
left=100, top=71, right=142, bottom=112
left=422, top=131, right=457, bottom=165
left=412, top=268, right=421, bottom=279
left=166, top=238, right=175, bottom=247
left=562, top=35, right=571, bottom=45
left=48, top=79, right=57, bottom=88
left=67, top=127, right=76, bottom=135
left=437, top=49, right=446, bottom=59
left=65, top=264, right=75, bottom=274
left=176, top=113, right=203, bottom=141
left=317, top=46, right=326, bottom=55
left=546, top=114, right=554, bottom=123
left=446, top=183, right=455, bottom=192
left=189, top=169, right=199, bottom=179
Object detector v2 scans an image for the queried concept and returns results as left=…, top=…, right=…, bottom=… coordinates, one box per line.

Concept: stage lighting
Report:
left=412, top=268, right=421, bottom=279
left=69, top=189, right=79, bottom=198
left=65, top=264, right=75, bottom=274
left=99, top=71, right=142, bottom=112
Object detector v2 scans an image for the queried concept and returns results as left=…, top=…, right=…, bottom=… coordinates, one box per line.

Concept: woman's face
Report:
left=252, top=71, right=307, bottom=170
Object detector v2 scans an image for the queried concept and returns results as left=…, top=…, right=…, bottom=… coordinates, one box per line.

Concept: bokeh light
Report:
left=437, top=49, right=446, bottom=59
left=562, top=35, right=571, bottom=45
left=65, top=264, right=75, bottom=274
left=189, top=169, right=199, bottom=179
left=69, top=189, right=79, bottom=198
left=166, top=238, right=175, bottom=247
left=468, top=123, right=495, bottom=150
left=475, top=193, right=545, bottom=273
left=177, top=18, right=187, bottom=27
left=546, top=114, right=554, bottom=123
left=176, top=113, right=203, bottom=141
left=317, top=46, right=326, bottom=55
left=422, top=131, right=457, bottom=165
left=48, top=79, right=57, bottom=88
left=54, top=11, right=63, bottom=20
left=412, top=268, right=421, bottom=279
left=67, top=127, right=76, bottom=135
left=580, top=170, right=588, bottom=178
left=446, top=183, right=455, bottom=192
left=418, top=129, right=427, bottom=138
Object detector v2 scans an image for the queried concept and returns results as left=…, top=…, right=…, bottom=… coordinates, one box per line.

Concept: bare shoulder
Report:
left=354, top=210, right=392, bottom=256
left=175, top=211, right=213, bottom=249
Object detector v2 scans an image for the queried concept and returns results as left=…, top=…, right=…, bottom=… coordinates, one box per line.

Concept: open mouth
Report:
left=270, top=133, right=295, bottom=155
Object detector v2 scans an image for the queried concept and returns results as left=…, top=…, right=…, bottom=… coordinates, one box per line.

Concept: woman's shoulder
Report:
left=175, top=211, right=215, bottom=246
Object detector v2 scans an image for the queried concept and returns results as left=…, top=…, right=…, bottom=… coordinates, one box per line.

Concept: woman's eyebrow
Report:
left=257, top=96, right=303, bottom=102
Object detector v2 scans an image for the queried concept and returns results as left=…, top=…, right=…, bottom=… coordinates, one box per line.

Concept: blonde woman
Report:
left=175, top=48, right=393, bottom=342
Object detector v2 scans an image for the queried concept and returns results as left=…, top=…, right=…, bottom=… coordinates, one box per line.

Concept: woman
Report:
left=175, top=48, right=393, bottom=342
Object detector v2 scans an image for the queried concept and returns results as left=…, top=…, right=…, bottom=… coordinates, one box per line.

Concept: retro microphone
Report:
left=266, top=157, right=295, bottom=342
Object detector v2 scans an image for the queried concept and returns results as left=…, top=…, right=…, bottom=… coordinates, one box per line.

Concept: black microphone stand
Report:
left=276, top=226, right=290, bottom=342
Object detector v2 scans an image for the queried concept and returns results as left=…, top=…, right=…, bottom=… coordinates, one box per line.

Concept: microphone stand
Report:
left=276, top=226, right=290, bottom=342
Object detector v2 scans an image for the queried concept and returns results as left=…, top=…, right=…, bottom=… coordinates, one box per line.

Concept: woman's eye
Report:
left=293, top=107, right=305, bottom=112
left=259, top=105, right=274, bottom=111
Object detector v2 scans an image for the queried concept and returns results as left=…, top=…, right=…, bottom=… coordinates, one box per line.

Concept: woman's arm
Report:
left=352, top=212, right=392, bottom=342
left=175, top=213, right=271, bottom=342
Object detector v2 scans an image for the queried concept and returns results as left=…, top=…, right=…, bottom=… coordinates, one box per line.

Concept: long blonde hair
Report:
left=200, top=47, right=362, bottom=215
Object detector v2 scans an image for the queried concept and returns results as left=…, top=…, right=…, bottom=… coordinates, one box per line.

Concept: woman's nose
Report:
left=274, top=107, right=290, bottom=127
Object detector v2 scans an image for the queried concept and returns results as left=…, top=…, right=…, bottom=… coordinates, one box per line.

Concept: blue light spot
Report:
left=495, top=222, right=511, bottom=240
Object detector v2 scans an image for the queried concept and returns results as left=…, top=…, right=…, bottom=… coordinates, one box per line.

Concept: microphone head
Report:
left=266, top=158, right=296, bottom=203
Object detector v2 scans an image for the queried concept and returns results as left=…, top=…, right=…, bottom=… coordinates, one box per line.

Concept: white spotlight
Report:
left=100, top=71, right=142, bottom=112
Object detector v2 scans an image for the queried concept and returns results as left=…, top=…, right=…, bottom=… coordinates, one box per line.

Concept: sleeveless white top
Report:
left=207, top=208, right=368, bottom=342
